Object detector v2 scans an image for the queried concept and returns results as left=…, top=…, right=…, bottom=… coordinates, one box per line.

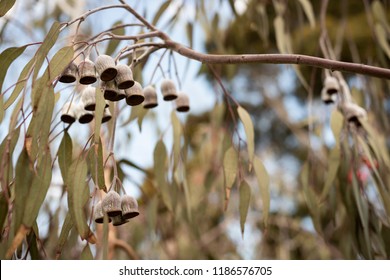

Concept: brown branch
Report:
left=165, top=40, right=390, bottom=79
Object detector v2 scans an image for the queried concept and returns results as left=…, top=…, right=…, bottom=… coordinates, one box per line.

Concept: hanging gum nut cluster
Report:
left=321, top=74, right=367, bottom=127
left=94, top=190, right=139, bottom=227
left=58, top=55, right=191, bottom=125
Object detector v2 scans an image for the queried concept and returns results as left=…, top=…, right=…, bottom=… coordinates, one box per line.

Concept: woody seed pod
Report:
left=160, top=79, right=178, bottom=101
left=101, top=107, right=112, bottom=123
left=81, top=86, right=96, bottom=111
left=76, top=102, right=94, bottom=124
left=61, top=101, right=77, bottom=124
left=101, top=80, right=119, bottom=101
left=59, top=61, right=77, bottom=83
left=112, top=90, right=126, bottom=102
left=142, top=85, right=158, bottom=109
left=175, top=92, right=190, bottom=112
left=115, top=64, right=135, bottom=89
left=102, top=190, right=122, bottom=217
left=94, top=201, right=112, bottom=224
left=112, top=215, right=129, bottom=226
left=78, top=59, right=97, bottom=85
left=342, top=102, right=367, bottom=126
left=121, top=195, right=139, bottom=220
left=321, top=88, right=337, bottom=104
left=324, top=76, right=340, bottom=95
left=95, top=55, right=117, bottom=81
left=125, top=81, right=145, bottom=106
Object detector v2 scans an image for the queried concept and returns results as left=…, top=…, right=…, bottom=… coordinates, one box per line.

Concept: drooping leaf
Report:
left=320, top=147, right=340, bottom=200
left=105, top=21, right=125, bottom=56
left=22, top=150, right=52, bottom=227
left=274, top=16, right=287, bottom=54
left=46, top=46, right=74, bottom=82
left=253, top=156, right=270, bottom=227
left=67, top=158, right=90, bottom=240
left=239, top=180, right=251, bottom=236
left=372, top=0, right=390, bottom=33
left=152, top=1, right=171, bottom=26
left=223, top=146, right=238, bottom=210
left=300, top=162, right=322, bottom=233
left=88, top=139, right=106, bottom=191
left=55, top=212, right=73, bottom=259
left=27, top=230, right=41, bottom=260
left=171, top=111, right=182, bottom=169
left=94, top=87, right=105, bottom=144
left=33, top=21, right=61, bottom=80
left=330, top=109, right=344, bottom=143
left=80, top=244, right=93, bottom=260
left=223, top=146, right=238, bottom=190
left=58, top=131, right=73, bottom=183
left=0, top=46, right=27, bottom=92
left=0, top=0, right=16, bottom=17
left=237, top=106, right=255, bottom=169
left=298, top=0, right=316, bottom=28
left=14, top=149, right=34, bottom=231
left=375, top=23, right=390, bottom=59
left=153, top=139, right=172, bottom=211
left=186, top=21, right=194, bottom=49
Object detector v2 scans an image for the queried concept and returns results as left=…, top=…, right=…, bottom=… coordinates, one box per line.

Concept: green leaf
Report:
left=14, top=149, right=34, bottom=231
left=186, top=21, right=194, bottom=49
left=223, top=146, right=238, bottom=190
left=105, top=21, right=125, bottom=56
left=58, top=131, right=73, bottom=184
left=88, top=139, right=106, bottom=190
left=298, top=0, right=315, bottom=28
left=171, top=111, right=182, bottom=169
left=152, top=1, right=171, bottom=26
left=239, top=180, right=251, bottom=236
left=253, top=156, right=270, bottom=227
left=67, top=158, right=90, bottom=240
left=22, top=150, right=52, bottom=227
left=238, top=106, right=255, bottom=169
left=55, top=212, right=73, bottom=259
left=0, top=46, right=27, bottom=92
left=80, top=244, right=93, bottom=260
left=94, top=88, right=105, bottom=144
left=33, top=21, right=61, bottom=80
left=0, top=0, right=16, bottom=17
left=46, top=46, right=74, bottom=82
left=153, top=140, right=172, bottom=211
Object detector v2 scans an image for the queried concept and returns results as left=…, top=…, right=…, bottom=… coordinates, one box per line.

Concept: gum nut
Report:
left=102, top=190, right=122, bottom=217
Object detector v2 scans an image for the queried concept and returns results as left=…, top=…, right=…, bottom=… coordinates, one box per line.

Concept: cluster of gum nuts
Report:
left=58, top=54, right=190, bottom=124
left=321, top=75, right=367, bottom=126
left=94, top=190, right=139, bottom=226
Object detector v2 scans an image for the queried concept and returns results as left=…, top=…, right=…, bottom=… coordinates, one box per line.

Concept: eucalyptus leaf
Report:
left=239, top=180, right=251, bottom=236
left=237, top=106, right=255, bottom=169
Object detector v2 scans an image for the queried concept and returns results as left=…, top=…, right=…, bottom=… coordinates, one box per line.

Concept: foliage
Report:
left=0, top=0, right=390, bottom=260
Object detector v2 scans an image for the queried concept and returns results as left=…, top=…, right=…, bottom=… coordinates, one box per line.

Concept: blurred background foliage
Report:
left=1, top=0, right=390, bottom=260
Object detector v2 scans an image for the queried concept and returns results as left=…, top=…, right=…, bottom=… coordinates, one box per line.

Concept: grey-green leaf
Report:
left=152, top=1, right=171, bottom=26
left=80, top=244, right=93, bottom=260
left=153, top=140, right=172, bottom=211
left=253, top=156, right=270, bottom=227
left=58, top=131, right=73, bottom=184
left=0, top=46, right=27, bottom=92
left=223, top=146, right=238, bottom=190
left=239, top=180, right=251, bottom=236
left=237, top=106, right=255, bottom=169
left=0, top=0, right=16, bottom=17
left=22, top=150, right=52, bottom=227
